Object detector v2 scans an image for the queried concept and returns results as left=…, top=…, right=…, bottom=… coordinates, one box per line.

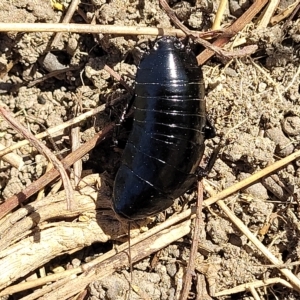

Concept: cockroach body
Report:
left=112, top=36, right=215, bottom=220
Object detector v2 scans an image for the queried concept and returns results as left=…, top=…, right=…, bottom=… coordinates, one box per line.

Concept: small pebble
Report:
left=66, top=37, right=78, bottom=56
left=229, top=0, right=243, bottom=17
left=261, top=176, right=290, bottom=201
left=172, top=1, right=192, bottom=22
left=166, top=263, right=177, bottom=277
left=239, top=172, right=269, bottom=199
left=37, top=94, right=47, bottom=104
left=229, top=234, right=243, bottom=247
left=258, top=82, right=267, bottom=92
left=72, top=258, right=81, bottom=268
left=41, top=52, right=68, bottom=72
left=224, top=67, right=238, bottom=77
left=265, top=127, right=294, bottom=157
left=282, top=116, right=300, bottom=136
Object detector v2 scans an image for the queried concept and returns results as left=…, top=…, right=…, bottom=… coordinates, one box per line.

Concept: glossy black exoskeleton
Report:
left=112, top=36, right=215, bottom=219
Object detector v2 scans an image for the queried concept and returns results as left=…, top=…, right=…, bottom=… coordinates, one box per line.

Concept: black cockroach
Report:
left=112, top=36, right=216, bottom=220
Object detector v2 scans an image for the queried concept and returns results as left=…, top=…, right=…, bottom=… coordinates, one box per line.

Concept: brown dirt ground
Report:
left=0, top=0, right=299, bottom=299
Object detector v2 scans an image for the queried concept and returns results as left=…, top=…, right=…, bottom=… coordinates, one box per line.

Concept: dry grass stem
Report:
left=0, top=184, right=191, bottom=298
left=71, top=126, right=82, bottom=186
left=0, top=105, right=74, bottom=209
left=270, top=0, right=300, bottom=25
left=0, top=143, right=24, bottom=169
left=203, top=149, right=300, bottom=207
left=215, top=278, right=294, bottom=296
left=180, top=181, right=204, bottom=300
left=0, top=123, right=115, bottom=219
left=21, top=275, right=78, bottom=300
left=212, top=0, right=228, bottom=30
left=249, top=286, right=261, bottom=300
left=197, top=0, right=268, bottom=65
left=0, top=104, right=106, bottom=158
left=27, top=66, right=80, bottom=87
left=284, top=64, right=300, bottom=92
left=103, top=64, right=132, bottom=93
left=257, top=0, right=280, bottom=28
left=51, top=0, right=81, bottom=49
left=203, top=179, right=300, bottom=293
left=0, top=23, right=187, bottom=36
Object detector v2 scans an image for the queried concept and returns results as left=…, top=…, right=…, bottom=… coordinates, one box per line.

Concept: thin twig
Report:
left=27, top=66, right=80, bottom=87
left=0, top=123, right=115, bottom=219
left=0, top=104, right=106, bottom=158
left=257, top=0, right=280, bottom=28
left=203, top=148, right=300, bottom=207
left=197, top=0, right=269, bottom=65
left=0, top=209, right=192, bottom=296
left=270, top=0, right=300, bottom=25
left=0, top=143, right=24, bottom=170
left=249, top=286, right=261, bottom=300
left=0, top=23, right=189, bottom=36
left=0, top=105, right=74, bottom=210
left=71, top=126, right=82, bottom=186
left=159, top=0, right=258, bottom=60
left=0, top=22, right=221, bottom=40
left=215, top=278, right=293, bottom=297
left=51, top=0, right=81, bottom=49
left=203, top=179, right=300, bottom=292
left=103, top=64, right=132, bottom=93
left=180, top=181, right=204, bottom=300
left=212, top=0, right=228, bottom=30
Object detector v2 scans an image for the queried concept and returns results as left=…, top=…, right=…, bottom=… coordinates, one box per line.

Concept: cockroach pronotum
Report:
left=112, top=36, right=216, bottom=220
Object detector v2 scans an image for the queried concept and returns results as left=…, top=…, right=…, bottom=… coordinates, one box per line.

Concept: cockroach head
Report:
left=153, top=36, right=186, bottom=52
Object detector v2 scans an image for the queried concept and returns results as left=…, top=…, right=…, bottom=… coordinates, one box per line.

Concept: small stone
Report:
left=265, top=127, right=294, bottom=157
left=282, top=116, right=300, bottom=136
left=262, top=176, right=289, bottom=201
left=41, top=52, right=68, bottom=72
left=66, top=37, right=78, bottom=55
left=172, top=1, right=192, bottom=22
left=224, top=67, right=238, bottom=77
left=239, top=172, right=269, bottom=199
left=258, top=82, right=267, bottom=92
left=72, top=258, right=81, bottom=268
